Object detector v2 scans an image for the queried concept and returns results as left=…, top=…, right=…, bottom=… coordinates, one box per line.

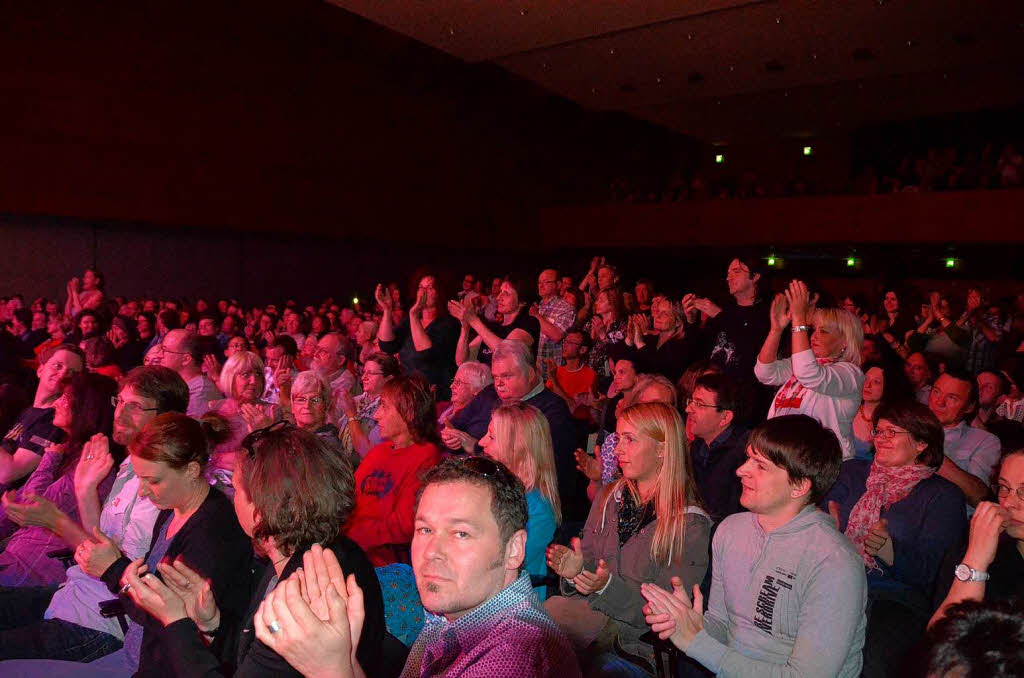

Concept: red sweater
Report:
left=345, top=440, right=442, bottom=566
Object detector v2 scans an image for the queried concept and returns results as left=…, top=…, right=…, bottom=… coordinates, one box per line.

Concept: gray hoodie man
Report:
left=686, top=505, right=867, bottom=677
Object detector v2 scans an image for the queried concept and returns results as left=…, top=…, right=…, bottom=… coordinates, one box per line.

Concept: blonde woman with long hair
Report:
left=480, top=402, right=561, bottom=600
left=545, top=401, right=711, bottom=675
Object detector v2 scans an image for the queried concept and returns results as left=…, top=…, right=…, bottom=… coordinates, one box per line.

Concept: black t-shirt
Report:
left=476, top=309, right=541, bottom=365
left=0, top=406, right=65, bottom=456
left=705, top=301, right=771, bottom=380
left=987, top=534, right=1024, bottom=602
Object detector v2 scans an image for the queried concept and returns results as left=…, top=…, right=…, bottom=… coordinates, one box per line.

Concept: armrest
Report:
left=47, top=548, right=76, bottom=569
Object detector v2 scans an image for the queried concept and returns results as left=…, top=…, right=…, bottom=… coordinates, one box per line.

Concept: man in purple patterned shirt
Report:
left=400, top=456, right=581, bottom=677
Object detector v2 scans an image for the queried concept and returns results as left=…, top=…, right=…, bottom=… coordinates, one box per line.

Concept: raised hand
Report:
left=157, top=558, right=220, bottom=633
left=863, top=519, right=893, bottom=565
left=574, top=447, right=602, bottom=482
left=546, top=537, right=585, bottom=579
left=641, top=577, right=704, bottom=651
left=769, top=293, right=791, bottom=332
left=75, top=434, right=115, bottom=490
left=409, top=288, right=426, bottom=321
left=573, top=558, right=610, bottom=595
left=692, top=297, right=722, bottom=319
left=296, top=544, right=349, bottom=622
left=374, top=284, right=392, bottom=312
left=963, top=501, right=1009, bottom=571
left=528, top=303, right=540, bottom=319
left=76, top=527, right=123, bottom=577
left=203, top=354, right=222, bottom=382
left=784, top=280, right=812, bottom=324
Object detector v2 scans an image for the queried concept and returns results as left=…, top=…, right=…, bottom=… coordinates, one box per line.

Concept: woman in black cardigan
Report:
left=120, top=423, right=385, bottom=678
left=0, top=412, right=252, bottom=678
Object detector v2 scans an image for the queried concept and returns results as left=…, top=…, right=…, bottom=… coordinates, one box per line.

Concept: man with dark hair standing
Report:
left=685, top=373, right=751, bottom=522
left=689, top=256, right=771, bottom=381
left=642, top=414, right=866, bottom=677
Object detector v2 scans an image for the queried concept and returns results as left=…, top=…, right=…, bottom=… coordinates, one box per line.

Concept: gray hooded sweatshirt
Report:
left=686, top=505, right=867, bottom=677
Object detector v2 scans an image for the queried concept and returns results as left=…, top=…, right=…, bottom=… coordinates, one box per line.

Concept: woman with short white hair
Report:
left=756, top=280, right=865, bottom=459
left=437, top=361, right=492, bottom=425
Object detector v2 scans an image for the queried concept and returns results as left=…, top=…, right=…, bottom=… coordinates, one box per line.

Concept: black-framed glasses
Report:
left=241, top=420, right=291, bottom=460
left=111, top=396, right=160, bottom=415
left=870, top=427, right=914, bottom=440
left=996, top=483, right=1024, bottom=502
left=686, top=397, right=723, bottom=411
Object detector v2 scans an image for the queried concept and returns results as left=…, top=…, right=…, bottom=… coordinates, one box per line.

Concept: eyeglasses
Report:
left=363, top=370, right=385, bottom=377
left=241, top=420, right=292, bottom=460
left=451, top=378, right=471, bottom=388
left=292, top=395, right=325, bottom=406
left=870, top=427, right=914, bottom=440
left=111, top=396, right=160, bottom=416
left=160, top=346, right=187, bottom=356
left=686, top=397, right=723, bottom=411
left=996, top=483, right=1024, bottom=502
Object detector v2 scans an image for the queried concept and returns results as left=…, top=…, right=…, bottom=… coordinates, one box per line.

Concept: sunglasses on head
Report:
left=240, top=420, right=292, bottom=460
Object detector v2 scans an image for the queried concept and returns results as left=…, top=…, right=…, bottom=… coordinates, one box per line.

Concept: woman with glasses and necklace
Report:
left=823, top=399, right=967, bottom=678
left=337, top=353, right=402, bottom=461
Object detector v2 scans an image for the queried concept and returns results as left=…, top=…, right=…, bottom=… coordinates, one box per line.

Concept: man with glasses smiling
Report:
left=686, top=373, right=752, bottom=522
left=0, top=366, right=188, bottom=662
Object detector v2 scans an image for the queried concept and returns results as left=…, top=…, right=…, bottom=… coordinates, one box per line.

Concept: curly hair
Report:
left=236, top=425, right=356, bottom=556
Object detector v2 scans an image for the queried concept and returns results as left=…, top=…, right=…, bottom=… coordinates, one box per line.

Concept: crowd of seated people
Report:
left=0, top=255, right=1021, bottom=678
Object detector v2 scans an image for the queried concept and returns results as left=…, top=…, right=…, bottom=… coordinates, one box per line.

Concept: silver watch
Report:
left=954, top=563, right=990, bottom=582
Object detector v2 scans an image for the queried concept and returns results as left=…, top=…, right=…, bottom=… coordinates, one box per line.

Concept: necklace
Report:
left=858, top=404, right=874, bottom=423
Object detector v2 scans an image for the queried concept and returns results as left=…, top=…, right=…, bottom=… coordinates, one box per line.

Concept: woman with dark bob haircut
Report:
left=112, top=424, right=385, bottom=678
left=346, top=374, right=443, bottom=566
left=823, top=399, right=968, bottom=678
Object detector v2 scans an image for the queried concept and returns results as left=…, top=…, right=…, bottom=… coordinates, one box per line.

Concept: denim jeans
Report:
left=0, top=585, right=122, bottom=662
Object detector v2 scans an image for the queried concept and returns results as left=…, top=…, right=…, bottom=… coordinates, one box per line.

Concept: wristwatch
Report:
left=791, top=324, right=811, bottom=333
left=954, top=563, right=990, bottom=582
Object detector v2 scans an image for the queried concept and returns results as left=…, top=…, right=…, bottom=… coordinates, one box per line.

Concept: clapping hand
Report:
left=769, top=293, right=791, bottom=332
left=254, top=568, right=365, bottom=678
left=3, top=491, right=63, bottom=530
left=122, top=559, right=189, bottom=627
left=240, top=403, right=275, bottom=432
left=75, top=434, right=115, bottom=490
left=641, top=577, right=704, bottom=652
left=784, top=280, right=812, bottom=324
left=528, top=303, right=540, bottom=319
left=574, top=559, right=610, bottom=595
left=546, top=537, right=585, bottom=580
left=75, top=527, right=123, bottom=577
left=440, top=424, right=476, bottom=453
left=157, top=558, right=220, bottom=633
left=409, top=288, right=426, bottom=321
left=574, top=447, right=602, bottom=482
left=203, top=354, right=221, bottom=382
left=691, top=297, right=722, bottom=319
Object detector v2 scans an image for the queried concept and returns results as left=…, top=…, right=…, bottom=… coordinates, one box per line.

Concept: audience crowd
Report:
left=609, top=140, right=1024, bottom=203
left=0, top=255, right=1022, bottom=677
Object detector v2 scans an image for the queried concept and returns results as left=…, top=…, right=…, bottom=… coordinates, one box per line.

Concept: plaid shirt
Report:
left=536, top=296, right=575, bottom=380
left=402, top=573, right=580, bottom=678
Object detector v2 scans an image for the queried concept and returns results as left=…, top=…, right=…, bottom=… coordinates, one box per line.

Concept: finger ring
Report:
left=268, top=620, right=282, bottom=634
left=85, top=454, right=93, bottom=460
left=120, top=583, right=133, bottom=594
left=182, top=581, right=191, bottom=588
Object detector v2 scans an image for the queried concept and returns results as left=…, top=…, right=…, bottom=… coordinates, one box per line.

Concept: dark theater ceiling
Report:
left=328, top=0, right=1024, bottom=142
